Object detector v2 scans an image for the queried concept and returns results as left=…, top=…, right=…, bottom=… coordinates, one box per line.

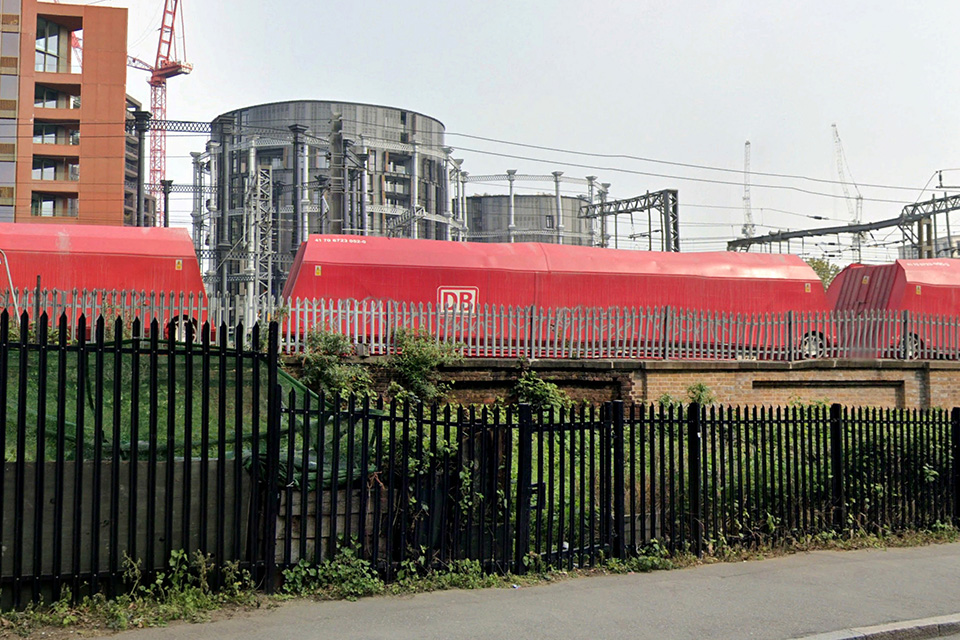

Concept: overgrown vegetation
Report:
left=512, top=369, right=572, bottom=412
left=281, top=546, right=384, bottom=601
left=657, top=382, right=716, bottom=407
left=293, top=328, right=461, bottom=404
left=0, top=550, right=259, bottom=636
left=382, top=328, right=461, bottom=403
left=298, top=330, right=373, bottom=397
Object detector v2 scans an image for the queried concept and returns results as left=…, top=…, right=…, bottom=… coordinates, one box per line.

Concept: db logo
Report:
left=438, top=287, right=478, bottom=312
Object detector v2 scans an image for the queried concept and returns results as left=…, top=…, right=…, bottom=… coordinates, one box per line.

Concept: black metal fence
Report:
left=2, top=310, right=958, bottom=608
left=0, top=311, right=281, bottom=609
left=273, top=389, right=959, bottom=580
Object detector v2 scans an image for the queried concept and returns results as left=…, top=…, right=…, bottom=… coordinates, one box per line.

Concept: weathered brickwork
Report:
left=435, top=360, right=960, bottom=409
left=286, top=357, right=960, bottom=409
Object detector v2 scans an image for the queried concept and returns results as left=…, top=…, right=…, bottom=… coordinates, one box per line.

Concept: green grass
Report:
left=2, top=340, right=279, bottom=463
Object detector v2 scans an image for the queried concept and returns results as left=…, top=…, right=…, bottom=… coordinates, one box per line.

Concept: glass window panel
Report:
left=0, top=161, right=13, bottom=184
left=33, top=124, right=55, bottom=143
left=0, top=119, right=14, bottom=143
left=36, top=17, right=47, bottom=47
left=34, top=85, right=58, bottom=108
left=1, top=0, right=19, bottom=14
left=0, top=75, right=15, bottom=100
left=1, top=32, right=18, bottom=57
left=32, top=159, right=55, bottom=180
left=31, top=195, right=55, bottom=217
left=0, top=205, right=13, bottom=223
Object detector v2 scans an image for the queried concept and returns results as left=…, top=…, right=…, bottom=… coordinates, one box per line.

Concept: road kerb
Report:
left=798, top=613, right=960, bottom=640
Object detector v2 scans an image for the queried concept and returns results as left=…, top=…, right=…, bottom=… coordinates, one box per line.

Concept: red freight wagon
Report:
left=828, top=259, right=960, bottom=357
left=0, top=222, right=206, bottom=336
left=283, top=235, right=833, bottom=357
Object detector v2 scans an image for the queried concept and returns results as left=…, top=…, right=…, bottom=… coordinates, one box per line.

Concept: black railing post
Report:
left=830, top=403, right=845, bottom=531
left=687, top=402, right=703, bottom=557
left=514, top=403, right=533, bottom=574
left=600, top=402, right=612, bottom=553
left=952, top=408, right=960, bottom=526
left=263, top=322, right=281, bottom=592
left=612, top=400, right=626, bottom=560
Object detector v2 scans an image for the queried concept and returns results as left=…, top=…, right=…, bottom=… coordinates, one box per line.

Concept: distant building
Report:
left=124, top=95, right=155, bottom=226
left=898, top=236, right=960, bottom=259
left=467, top=193, right=595, bottom=245
left=198, top=99, right=469, bottom=295
left=0, top=0, right=128, bottom=225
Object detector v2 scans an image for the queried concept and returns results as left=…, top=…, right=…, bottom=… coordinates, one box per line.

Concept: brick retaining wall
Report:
left=437, top=360, right=960, bottom=408
left=287, top=357, right=960, bottom=409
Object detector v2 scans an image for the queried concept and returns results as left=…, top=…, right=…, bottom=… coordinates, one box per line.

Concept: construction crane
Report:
left=831, top=123, right=864, bottom=261
left=742, top=141, right=755, bottom=238
left=127, top=1, right=192, bottom=226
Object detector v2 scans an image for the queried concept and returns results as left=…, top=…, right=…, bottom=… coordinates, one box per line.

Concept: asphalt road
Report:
left=113, top=543, right=960, bottom=640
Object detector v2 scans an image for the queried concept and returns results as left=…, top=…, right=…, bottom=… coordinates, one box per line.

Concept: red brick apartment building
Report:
left=0, top=0, right=127, bottom=225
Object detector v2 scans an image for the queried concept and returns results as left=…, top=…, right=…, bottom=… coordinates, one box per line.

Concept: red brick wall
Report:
left=434, top=360, right=958, bottom=409
left=287, top=357, right=960, bottom=409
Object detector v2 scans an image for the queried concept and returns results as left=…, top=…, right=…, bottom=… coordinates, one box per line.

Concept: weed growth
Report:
left=0, top=550, right=258, bottom=635
left=382, top=329, right=461, bottom=403
left=299, top=329, right=374, bottom=397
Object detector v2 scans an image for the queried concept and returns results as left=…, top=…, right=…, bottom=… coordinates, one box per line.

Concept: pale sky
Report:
left=108, top=0, right=960, bottom=262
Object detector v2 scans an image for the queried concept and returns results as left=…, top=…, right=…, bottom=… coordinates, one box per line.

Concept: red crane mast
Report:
left=128, top=1, right=192, bottom=226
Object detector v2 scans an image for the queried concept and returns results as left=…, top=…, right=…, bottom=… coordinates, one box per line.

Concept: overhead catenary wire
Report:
left=207, top=114, right=938, bottom=198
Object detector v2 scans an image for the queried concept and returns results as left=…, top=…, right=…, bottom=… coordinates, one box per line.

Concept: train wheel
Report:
left=166, top=316, right=198, bottom=342
left=799, top=333, right=826, bottom=359
left=903, top=334, right=922, bottom=360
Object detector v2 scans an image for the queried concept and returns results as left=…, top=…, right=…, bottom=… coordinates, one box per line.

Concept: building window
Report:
left=34, top=85, right=59, bottom=108
left=545, top=215, right=555, bottom=229
left=35, top=17, right=60, bottom=73
left=0, top=160, right=13, bottom=185
left=32, top=158, right=56, bottom=180
left=31, top=193, right=54, bottom=216
left=0, top=75, right=16, bottom=101
left=1, top=32, right=18, bottom=58
left=0, top=118, right=14, bottom=146
left=33, top=124, right=56, bottom=144
left=31, top=193, right=77, bottom=217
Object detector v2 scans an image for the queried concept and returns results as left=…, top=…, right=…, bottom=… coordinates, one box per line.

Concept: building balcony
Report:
left=31, top=192, right=79, bottom=218
left=383, top=182, right=410, bottom=195
left=28, top=180, right=77, bottom=195
left=34, top=106, right=81, bottom=123
left=32, top=142, right=79, bottom=159
left=33, top=69, right=81, bottom=87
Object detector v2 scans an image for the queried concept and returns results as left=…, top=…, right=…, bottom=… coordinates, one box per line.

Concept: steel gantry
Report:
left=578, top=189, right=680, bottom=251
left=726, top=193, right=960, bottom=258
